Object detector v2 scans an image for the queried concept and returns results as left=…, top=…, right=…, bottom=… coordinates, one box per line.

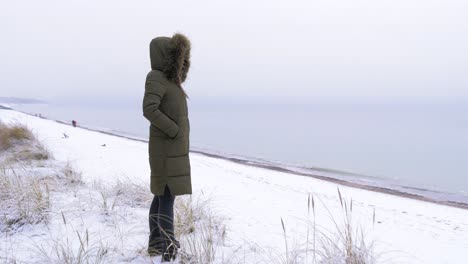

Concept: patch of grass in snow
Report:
left=263, top=189, right=377, bottom=264
left=111, top=179, right=152, bottom=208
left=36, top=227, right=109, bottom=264
left=12, top=142, right=51, bottom=161
left=92, top=179, right=151, bottom=215
left=315, top=189, right=376, bottom=264
left=0, top=233, right=19, bottom=263
left=91, top=182, right=118, bottom=215
left=0, top=122, right=34, bottom=151
left=0, top=138, right=81, bottom=232
left=0, top=166, right=51, bottom=232
left=175, top=194, right=227, bottom=264
left=60, top=162, right=83, bottom=186
left=0, top=121, right=51, bottom=163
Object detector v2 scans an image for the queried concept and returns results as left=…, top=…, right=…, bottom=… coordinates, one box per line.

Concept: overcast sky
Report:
left=1, top=0, right=467, bottom=105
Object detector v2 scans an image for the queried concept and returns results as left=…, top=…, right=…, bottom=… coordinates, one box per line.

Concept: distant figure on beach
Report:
left=142, top=33, right=192, bottom=261
left=72, top=120, right=77, bottom=127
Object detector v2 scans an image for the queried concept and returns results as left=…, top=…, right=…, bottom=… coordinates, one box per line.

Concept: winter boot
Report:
left=161, top=240, right=180, bottom=262
left=148, top=236, right=164, bottom=256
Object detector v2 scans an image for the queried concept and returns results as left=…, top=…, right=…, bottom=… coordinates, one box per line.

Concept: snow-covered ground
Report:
left=1, top=109, right=468, bottom=263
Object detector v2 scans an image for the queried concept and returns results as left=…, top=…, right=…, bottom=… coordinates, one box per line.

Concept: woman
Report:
left=142, top=33, right=192, bottom=261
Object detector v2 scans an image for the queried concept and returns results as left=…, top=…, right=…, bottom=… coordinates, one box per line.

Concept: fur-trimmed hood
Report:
left=150, top=33, right=191, bottom=85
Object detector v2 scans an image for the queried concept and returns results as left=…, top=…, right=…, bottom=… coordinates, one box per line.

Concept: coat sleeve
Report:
left=143, top=79, right=180, bottom=138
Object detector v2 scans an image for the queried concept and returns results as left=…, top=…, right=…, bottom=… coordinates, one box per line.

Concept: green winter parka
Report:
left=143, top=33, right=192, bottom=196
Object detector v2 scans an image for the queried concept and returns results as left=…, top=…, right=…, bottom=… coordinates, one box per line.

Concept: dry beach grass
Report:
left=0, top=121, right=34, bottom=150
left=0, top=122, right=52, bottom=232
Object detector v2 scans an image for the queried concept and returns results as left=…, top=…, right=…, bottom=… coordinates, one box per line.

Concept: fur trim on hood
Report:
left=150, top=33, right=191, bottom=85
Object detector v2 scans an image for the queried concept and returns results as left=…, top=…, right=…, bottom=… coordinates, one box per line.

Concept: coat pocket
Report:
left=166, top=155, right=190, bottom=177
left=167, top=118, right=189, bottom=156
left=150, top=125, right=169, bottom=138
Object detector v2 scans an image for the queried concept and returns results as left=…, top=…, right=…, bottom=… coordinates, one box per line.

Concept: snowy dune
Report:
left=1, top=109, right=468, bottom=263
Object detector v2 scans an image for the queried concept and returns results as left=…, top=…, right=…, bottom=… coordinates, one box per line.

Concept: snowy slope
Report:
left=1, top=109, right=468, bottom=263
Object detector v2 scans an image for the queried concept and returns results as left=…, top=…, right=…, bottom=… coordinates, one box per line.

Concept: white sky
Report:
left=1, top=0, right=467, bottom=104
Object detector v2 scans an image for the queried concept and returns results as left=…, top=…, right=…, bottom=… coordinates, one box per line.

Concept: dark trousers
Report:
left=149, top=185, right=175, bottom=247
